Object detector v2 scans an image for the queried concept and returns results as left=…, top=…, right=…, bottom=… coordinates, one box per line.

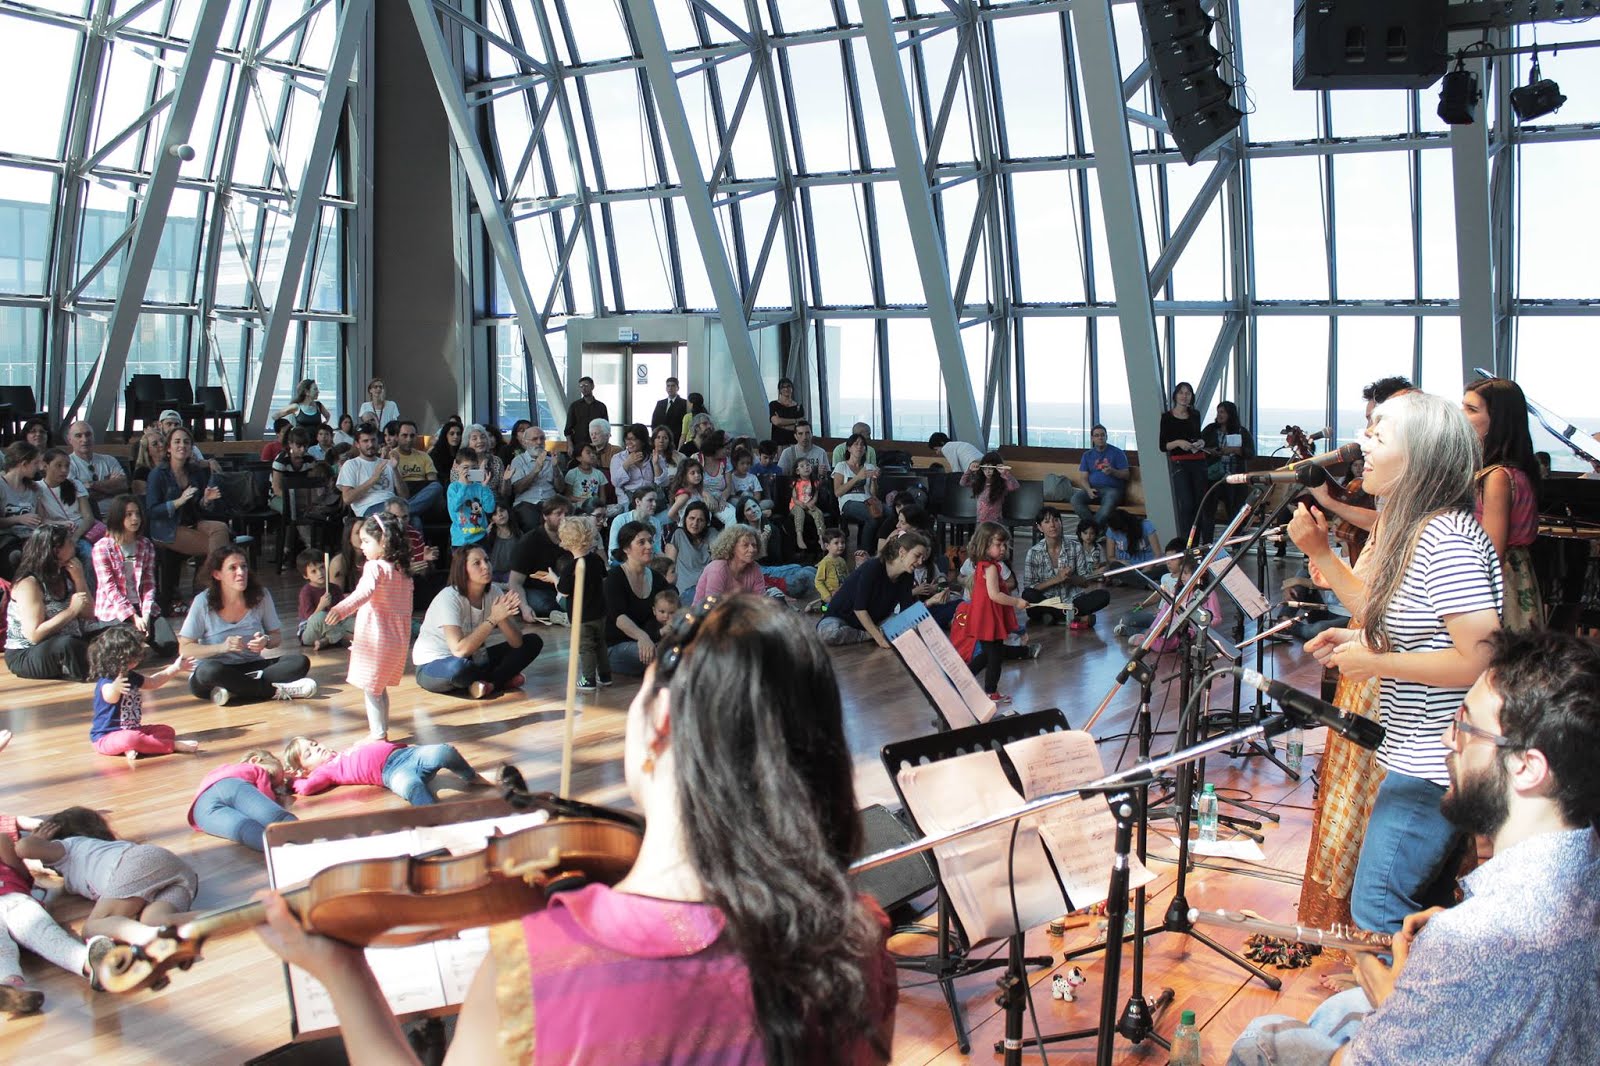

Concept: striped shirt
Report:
left=1375, top=510, right=1502, bottom=786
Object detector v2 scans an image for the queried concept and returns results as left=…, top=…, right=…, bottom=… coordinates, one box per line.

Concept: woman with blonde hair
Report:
left=1289, top=390, right=1502, bottom=935
left=692, top=523, right=771, bottom=604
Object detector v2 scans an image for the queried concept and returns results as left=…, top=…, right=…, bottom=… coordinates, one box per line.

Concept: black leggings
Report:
left=189, top=654, right=312, bottom=704
left=970, top=640, right=1029, bottom=694
left=5, top=634, right=90, bottom=682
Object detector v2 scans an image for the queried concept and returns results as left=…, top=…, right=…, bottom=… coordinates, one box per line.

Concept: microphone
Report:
left=1307, top=426, right=1334, bottom=442
left=1235, top=668, right=1386, bottom=750
left=1225, top=464, right=1329, bottom=487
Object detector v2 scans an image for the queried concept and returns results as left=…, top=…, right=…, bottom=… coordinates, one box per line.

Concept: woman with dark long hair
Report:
left=275, top=378, right=330, bottom=432
left=177, top=544, right=315, bottom=706
left=1202, top=399, right=1256, bottom=526
left=428, top=420, right=463, bottom=487
left=4, top=523, right=93, bottom=681
left=145, top=426, right=230, bottom=578
left=1289, top=391, right=1502, bottom=935
left=413, top=545, right=543, bottom=699
left=1160, top=381, right=1208, bottom=542
left=1461, top=377, right=1543, bottom=629
left=258, top=595, right=896, bottom=1063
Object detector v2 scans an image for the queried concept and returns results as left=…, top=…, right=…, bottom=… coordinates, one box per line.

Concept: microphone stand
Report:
left=852, top=712, right=1313, bottom=1066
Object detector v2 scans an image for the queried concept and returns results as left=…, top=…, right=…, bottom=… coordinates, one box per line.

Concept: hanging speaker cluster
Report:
left=1137, top=1, right=1244, bottom=164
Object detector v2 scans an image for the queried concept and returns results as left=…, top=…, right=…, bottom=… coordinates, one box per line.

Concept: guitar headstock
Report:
left=1281, top=425, right=1313, bottom=461
left=94, top=931, right=203, bottom=994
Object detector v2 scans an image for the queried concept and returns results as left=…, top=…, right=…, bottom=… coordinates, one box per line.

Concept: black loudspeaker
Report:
left=1137, top=1, right=1243, bottom=164
left=852, top=804, right=938, bottom=917
left=1293, top=0, right=1449, bottom=90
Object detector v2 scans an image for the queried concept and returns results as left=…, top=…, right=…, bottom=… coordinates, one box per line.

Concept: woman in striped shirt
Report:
left=1290, top=391, right=1502, bottom=935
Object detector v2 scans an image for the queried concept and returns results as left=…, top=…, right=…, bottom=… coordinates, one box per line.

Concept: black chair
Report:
left=159, top=378, right=208, bottom=440
left=123, top=374, right=170, bottom=438
left=0, top=386, right=46, bottom=440
left=274, top=469, right=330, bottom=570
left=213, top=463, right=280, bottom=569
left=1000, top=480, right=1047, bottom=550
left=197, top=386, right=244, bottom=443
left=933, top=482, right=978, bottom=555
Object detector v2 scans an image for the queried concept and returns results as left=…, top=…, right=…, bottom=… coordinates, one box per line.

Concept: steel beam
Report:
left=81, top=0, right=230, bottom=431
left=1447, top=56, right=1497, bottom=388
left=409, top=0, right=568, bottom=428
left=624, top=0, right=769, bottom=434
left=1069, top=0, right=1175, bottom=536
left=1191, top=312, right=1243, bottom=418
left=1148, top=144, right=1237, bottom=296
left=859, top=0, right=982, bottom=445
left=247, top=0, right=371, bottom=429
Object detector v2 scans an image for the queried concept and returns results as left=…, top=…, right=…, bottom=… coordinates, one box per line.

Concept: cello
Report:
left=94, top=769, right=642, bottom=994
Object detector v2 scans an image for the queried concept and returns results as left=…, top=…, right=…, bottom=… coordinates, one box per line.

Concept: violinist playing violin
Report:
left=256, top=594, right=897, bottom=1064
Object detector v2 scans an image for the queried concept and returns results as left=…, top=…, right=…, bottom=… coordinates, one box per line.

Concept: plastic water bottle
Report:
left=1286, top=726, right=1305, bottom=774
left=1167, top=1009, right=1202, bottom=1065
left=1196, top=784, right=1218, bottom=844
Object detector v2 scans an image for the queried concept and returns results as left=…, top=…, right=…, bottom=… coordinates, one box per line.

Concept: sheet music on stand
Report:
left=894, top=729, right=1154, bottom=941
left=1205, top=548, right=1270, bottom=619
left=264, top=805, right=551, bottom=1040
left=880, top=601, right=997, bottom=728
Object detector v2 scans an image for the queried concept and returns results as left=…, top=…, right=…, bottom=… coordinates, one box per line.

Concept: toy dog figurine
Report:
left=1050, top=966, right=1087, bottom=1002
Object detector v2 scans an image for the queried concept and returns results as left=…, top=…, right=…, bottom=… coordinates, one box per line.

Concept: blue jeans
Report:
left=608, top=640, right=650, bottom=676
left=1070, top=484, right=1124, bottom=527
left=415, top=639, right=542, bottom=696
left=520, top=581, right=558, bottom=617
left=1227, top=987, right=1372, bottom=1066
left=381, top=745, right=479, bottom=806
left=761, top=563, right=816, bottom=599
left=840, top=500, right=882, bottom=552
left=1351, top=770, right=1460, bottom=934
left=192, top=777, right=297, bottom=852
left=406, top=480, right=443, bottom=519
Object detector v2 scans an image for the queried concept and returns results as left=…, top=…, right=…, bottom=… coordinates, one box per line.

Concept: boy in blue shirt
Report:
left=446, top=446, right=496, bottom=547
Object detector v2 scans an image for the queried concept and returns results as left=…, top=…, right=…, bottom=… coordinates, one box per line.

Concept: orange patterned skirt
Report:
left=1297, top=674, right=1383, bottom=935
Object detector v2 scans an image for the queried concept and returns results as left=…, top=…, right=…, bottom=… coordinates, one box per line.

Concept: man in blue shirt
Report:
left=1071, top=424, right=1130, bottom=526
left=1227, top=628, right=1600, bottom=1066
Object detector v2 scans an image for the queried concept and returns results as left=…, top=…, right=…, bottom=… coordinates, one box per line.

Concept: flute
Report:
left=1188, top=908, right=1392, bottom=954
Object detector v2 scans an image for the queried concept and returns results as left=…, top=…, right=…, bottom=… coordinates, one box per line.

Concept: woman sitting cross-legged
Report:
left=4, top=522, right=95, bottom=681
left=178, top=544, right=316, bottom=706
left=257, top=595, right=897, bottom=1064
left=413, top=545, right=543, bottom=699
left=603, top=520, right=671, bottom=676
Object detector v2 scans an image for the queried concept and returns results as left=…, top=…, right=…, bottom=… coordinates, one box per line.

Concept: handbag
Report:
left=865, top=496, right=884, bottom=520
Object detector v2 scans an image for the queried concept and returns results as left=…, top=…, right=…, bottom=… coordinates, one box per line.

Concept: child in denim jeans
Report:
left=555, top=516, right=611, bottom=692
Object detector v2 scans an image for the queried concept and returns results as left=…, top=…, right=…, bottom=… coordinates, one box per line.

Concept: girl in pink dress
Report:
left=790, top=457, right=825, bottom=549
left=325, top=512, right=414, bottom=740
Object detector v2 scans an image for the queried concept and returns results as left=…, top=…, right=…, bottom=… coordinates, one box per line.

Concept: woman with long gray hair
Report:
left=1288, top=390, right=1502, bottom=935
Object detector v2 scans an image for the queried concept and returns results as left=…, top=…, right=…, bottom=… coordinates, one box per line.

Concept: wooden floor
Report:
left=0, top=553, right=1348, bottom=1064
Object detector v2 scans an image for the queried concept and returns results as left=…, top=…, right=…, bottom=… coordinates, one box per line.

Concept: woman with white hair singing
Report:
left=1289, top=390, right=1502, bottom=935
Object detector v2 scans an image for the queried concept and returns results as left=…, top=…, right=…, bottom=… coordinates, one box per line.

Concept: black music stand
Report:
left=881, top=710, right=1067, bottom=1056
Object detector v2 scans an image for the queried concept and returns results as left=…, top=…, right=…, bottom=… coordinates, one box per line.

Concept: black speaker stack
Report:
left=1136, top=0, right=1243, bottom=163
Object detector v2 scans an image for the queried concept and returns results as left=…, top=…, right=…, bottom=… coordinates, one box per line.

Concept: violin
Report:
left=96, top=768, right=643, bottom=994
left=1282, top=426, right=1372, bottom=562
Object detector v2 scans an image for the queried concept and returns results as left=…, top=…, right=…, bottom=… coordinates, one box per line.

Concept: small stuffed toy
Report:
left=1050, top=966, right=1087, bottom=1002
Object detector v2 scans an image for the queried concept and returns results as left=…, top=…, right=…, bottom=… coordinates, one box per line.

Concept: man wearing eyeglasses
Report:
left=507, top=423, right=557, bottom=531
left=1228, top=628, right=1600, bottom=1066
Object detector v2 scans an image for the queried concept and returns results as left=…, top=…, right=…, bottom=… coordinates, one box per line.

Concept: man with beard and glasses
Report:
left=1228, top=628, right=1600, bottom=1066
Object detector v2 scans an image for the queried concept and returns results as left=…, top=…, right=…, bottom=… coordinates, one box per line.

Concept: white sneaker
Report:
left=272, top=678, right=319, bottom=701
left=210, top=687, right=232, bottom=707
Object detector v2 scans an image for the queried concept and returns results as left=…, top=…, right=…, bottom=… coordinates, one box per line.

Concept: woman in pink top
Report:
left=258, top=596, right=897, bottom=1063
left=1461, top=377, right=1544, bottom=630
left=325, top=512, right=414, bottom=740
left=187, top=750, right=296, bottom=851
left=692, top=523, right=770, bottom=605
left=960, top=450, right=1020, bottom=526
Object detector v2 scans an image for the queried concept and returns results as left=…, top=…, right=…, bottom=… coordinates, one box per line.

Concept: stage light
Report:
left=1436, top=59, right=1480, bottom=125
left=1510, top=54, right=1567, bottom=122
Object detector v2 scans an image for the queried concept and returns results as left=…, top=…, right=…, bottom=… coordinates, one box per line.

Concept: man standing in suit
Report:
left=650, top=376, right=688, bottom=448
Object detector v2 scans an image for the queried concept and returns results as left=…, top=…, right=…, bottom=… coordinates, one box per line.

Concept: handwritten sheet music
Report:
left=895, top=750, right=1064, bottom=940
left=881, top=602, right=997, bottom=727
left=266, top=811, right=553, bottom=1039
left=1004, top=731, right=1155, bottom=909
left=914, top=614, right=998, bottom=723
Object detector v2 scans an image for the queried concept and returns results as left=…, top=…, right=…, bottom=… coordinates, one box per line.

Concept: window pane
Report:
left=0, top=167, right=55, bottom=295
left=581, top=71, right=660, bottom=191
left=1094, top=319, right=1135, bottom=451
left=783, top=41, right=853, bottom=175
left=1418, top=149, right=1457, bottom=300
left=1238, top=3, right=1318, bottom=143
left=1250, top=155, right=1328, bottom=299
left=886, top=318, right=938, bottom=439
left=1516, top=317, right=1600, bottom=472
left=1009, top=172, right=1086, bottom=303
left=1256, top=317, right=1329, bottom=455
left=303, top=320, right=343, bottom=419
left=0, top=307, right=44, bottom=391
left=607, top=200, right=677, bottom=311
left=0, top=15, right=79, bottom=159
left=805, top=186, right=875, bottom=306
left=821, top=318, right=879, bottom=437
left=1334, top=318, right=1414, bottom=441
left=1021, top=317, right=1088, bottom=447
left=1333, top=153, right=1413, bottom=299
left=872, top=188, right=924, bottom=306
left=1519, top=141, right=1600, bottom=299
left=1420, top=317, right=1463, bottom=396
